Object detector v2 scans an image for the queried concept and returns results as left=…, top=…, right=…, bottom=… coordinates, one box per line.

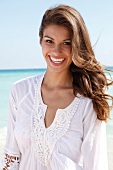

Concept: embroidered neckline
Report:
left=31, top=74, right=82, bottom=166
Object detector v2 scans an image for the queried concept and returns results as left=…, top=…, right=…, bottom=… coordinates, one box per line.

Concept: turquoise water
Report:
left=0, top=68, right=113, bottom=168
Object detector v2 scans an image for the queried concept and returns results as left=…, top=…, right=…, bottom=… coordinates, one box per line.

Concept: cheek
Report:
left=41, top=44, right=47, bottom=55
left=63, top=46, right=71, bottom=53
left=41, top=42, right=50, bottom=51
left=41, top=46, right=51, bottom=60
left=65, top=48, right=72, bottom=56
left=42, top=46, right=54, bottom=58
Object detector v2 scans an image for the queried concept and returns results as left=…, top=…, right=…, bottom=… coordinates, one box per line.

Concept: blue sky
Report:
left=0, top=0, right=113, bottom=69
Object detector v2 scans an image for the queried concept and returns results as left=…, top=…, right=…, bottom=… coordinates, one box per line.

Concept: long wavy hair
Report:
left=39, top=4, right=113, bottom=121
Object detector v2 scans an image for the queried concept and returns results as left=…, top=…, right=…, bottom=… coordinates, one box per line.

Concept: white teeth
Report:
left=50, top=57, right=65, bottom=63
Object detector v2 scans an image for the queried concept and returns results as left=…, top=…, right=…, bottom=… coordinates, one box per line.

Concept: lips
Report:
left=49, top=56, right=65, bottom=64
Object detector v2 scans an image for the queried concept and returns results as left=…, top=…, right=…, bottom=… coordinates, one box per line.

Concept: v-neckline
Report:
left=32, top=74, right=82, bottom=166
left=36, top=74, right=81, bottom=130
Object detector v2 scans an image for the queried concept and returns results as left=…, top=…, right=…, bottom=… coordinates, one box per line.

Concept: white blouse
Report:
left=1, top=74, right=108, bottom=170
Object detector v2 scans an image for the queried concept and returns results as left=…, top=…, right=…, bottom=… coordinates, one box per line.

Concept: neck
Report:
left=43, top=70, right=73, bottom=89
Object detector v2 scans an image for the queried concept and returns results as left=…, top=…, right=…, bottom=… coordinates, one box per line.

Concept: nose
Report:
left=52, top=44, right=62, bottom=54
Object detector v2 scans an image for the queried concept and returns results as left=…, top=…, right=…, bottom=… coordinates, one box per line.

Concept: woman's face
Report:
left=40, top=24, right=72, bottom=74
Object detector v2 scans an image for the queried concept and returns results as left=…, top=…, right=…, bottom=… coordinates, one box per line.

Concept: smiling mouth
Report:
left=49, top=56, right=65, bottom=64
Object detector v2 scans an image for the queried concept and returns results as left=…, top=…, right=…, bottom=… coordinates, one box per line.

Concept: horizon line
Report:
left=0, top=66, right=113, bottom=71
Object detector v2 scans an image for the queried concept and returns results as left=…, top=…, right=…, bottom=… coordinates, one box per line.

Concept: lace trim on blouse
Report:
left=2, top=153, right=20, bottom=170
left=31, top=76, right=82, bottom=166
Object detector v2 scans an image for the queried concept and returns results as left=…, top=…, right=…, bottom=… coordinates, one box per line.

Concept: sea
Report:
left=0, top=68, right=113, bottom=169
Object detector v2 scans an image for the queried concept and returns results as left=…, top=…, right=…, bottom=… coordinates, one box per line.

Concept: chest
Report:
left=41, top=87, right=76, bottom=128
left=14, top=90, right=82, bottom=165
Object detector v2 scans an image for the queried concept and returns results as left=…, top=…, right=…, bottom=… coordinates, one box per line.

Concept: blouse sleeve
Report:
left=81, top=99, right=108, bottom=170
left=1, top=86, right=20, bottom=170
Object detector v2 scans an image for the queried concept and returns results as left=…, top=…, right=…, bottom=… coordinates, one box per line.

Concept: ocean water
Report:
left=0, top=68, right=113, bottom=169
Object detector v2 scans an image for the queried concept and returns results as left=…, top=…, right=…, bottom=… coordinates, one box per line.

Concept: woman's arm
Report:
left=1, top=86, right=20, bottom=170
left=81, top=99, right=108, bottom=170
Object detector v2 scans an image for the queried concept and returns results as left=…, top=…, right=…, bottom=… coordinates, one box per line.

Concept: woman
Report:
left=1, top=4, right=113, bottom=170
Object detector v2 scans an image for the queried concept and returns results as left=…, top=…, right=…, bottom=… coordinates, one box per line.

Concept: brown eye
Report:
left=46, top=39, right=53, bottom=43
left=63, top=41, right=71, bottom=45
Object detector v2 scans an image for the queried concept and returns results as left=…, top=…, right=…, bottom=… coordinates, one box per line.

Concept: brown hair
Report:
left=39, top=4, right=113, bottom=121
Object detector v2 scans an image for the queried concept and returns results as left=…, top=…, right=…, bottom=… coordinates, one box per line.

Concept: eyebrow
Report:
left=44, top=36, right=71, bottom=41
left=44, top=36, right=54, bottom=40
